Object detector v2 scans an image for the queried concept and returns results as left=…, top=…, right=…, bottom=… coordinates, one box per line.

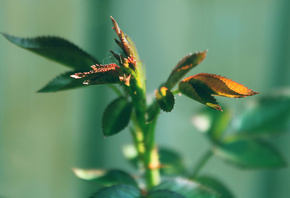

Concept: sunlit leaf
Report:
left=192, top=108, right=231, bottom=142
left=71, top=64, right=124, bottom=85
left=1, top=33, right=98, bottom=70
left=179, top=73, right=258, bottom=111
left=195, top=176, right=234, bottom=198
left=91, top=185, right=140, bottom=198
left=102, top=97, right=133, bottom=136
left=159, top=148, right=186, bottom=176
left=213, top=139, right=286, bottom=169
left=155, top=87, right=175, bottom=112
left=165, top=51, right=207, bottom=90
left=187, top=73, right=258, bottom=98
left=179, top=81, right=222, bottom=111
left=232, top=90, right=290, bottom=137
left=37, top=71, right=85, bottom=92
left=151, top=178, right=220, bottom=198
left=147, top=190, right=184, bottom=198
left=73, top=168, right=138, bottom=188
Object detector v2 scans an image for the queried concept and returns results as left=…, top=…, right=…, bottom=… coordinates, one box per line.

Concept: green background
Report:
left=0, top=0, right=289, bottom=197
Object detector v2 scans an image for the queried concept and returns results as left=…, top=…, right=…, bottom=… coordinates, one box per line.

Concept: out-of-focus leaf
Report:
left=165, top=51, right=207, bottom=90
left=102, top=97, right=133, bottom=136
left=151, top=178, right=220, bottom=198
left=179, top=73, right=259, bottom=111
left=90, top=185, right=140, bottom=198
left=192, top=108, right=231, bottom=142
left=233, top=90, right=290, bottom=137
left=213, top=139, right=286, bottom=169
left=147, top=190, right=184, bottom=198
left=159, top=148, right=186, bottom=176
left=73, top=168, right=138, bottom=188
left=37, top=71, right=85, bottom=92
left=155, top=87, right=175, bottom=112
left=179, top=81, right=222, bottom=111
left=196, top=176, right=234, bottom=198
left=71, top=64, right=124, bottom=85
left=122, top=145, right=140, bottom=169
left=1, top=33, right=97, bottom=70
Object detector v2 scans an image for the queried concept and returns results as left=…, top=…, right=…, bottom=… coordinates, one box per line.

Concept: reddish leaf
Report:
left=179, top=73, right=258, bottom=111
left=188, top=73, right=259, bottom=98
left=165, top=51, right=207, bottom=90
left=70, top=64, right=124, bottom=85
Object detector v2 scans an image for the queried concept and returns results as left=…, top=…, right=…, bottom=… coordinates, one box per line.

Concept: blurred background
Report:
left=0, top=0, right=289, bottom=197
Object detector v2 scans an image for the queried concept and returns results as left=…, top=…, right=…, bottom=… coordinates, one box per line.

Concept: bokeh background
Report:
left=0, top=0, right=289, bottom=197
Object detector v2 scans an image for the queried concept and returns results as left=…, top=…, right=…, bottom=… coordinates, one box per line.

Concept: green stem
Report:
left=172, top=89, right=180, bottom=95
left=190, top=149, right=213, bottom=179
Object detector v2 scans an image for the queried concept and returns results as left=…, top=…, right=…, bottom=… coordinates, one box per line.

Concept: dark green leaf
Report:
left=2, top=33, right=98, bottom=70
left=159, top=148, right=186, bottom=176
left=151, top=178, right=220, bottom=198
left=73, top=169, right=138, bottom=188
left=192, top=108, right=231, bottom=142
left=102, top=97, right=133, bottom=136
left=233, top=90, right=290, bottom=137
left=147, top=190, right=185, bottom=198
left=37, top=71, right=85, bottom=92
left=91, top=185, right=141, bottom=198
left=213, top=139, right=286, bottom=169
left=196, top=176, right=234, bottom=198
left=165, top=51, right=207, bottom=90
left=155, top=87, right=175, bottom=112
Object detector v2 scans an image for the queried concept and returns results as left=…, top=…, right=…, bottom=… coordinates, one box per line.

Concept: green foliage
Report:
left=102, top=97, right=133, bottom=136
left=73, top=168, right=139, bottom=188
left=2, top=17, right=288, bottom=198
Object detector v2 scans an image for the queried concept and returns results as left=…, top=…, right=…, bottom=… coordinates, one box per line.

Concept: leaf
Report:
left=70, top=64, right=124, bottom=85
left=155, top=87, right=175, bottom=112
left=213, top=139, right=286, bottom=169
left=151, top=178, right=220, bottom=198
left=90, top=185, right=141, bottom=198
left=186, top=73, right=258, bottom=98
left=179, top=73, right=259, bottom=111
left=195, top=176, right=234, bottom=198
left=37, top=71, right=85, bottom=92
left=73, top=168, right=138, bottom=188
left=102, top=97, right=133, bottom=136
left=1, top=33, right=98, bottom=70
left=192, top=108, right=231, bottom=142
left=232, top=90, right=290, bottom=137
left=159, top=148, right=186, bottom=176
left=179, top=81, right=222, bottom=111
left=165, top=51, right=207, bottom=90
left=147, top=190, right=185, bottom=198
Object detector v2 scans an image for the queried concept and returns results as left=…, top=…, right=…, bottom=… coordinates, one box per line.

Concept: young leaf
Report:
left=1, top=33, right=98, bottom=70
left=90, top=184, right=141, bottom=198
left=195, top=176, right=234, bottom=198
left=102, top=97, right=133, bottom=136
left=159, top=147, right=186, bottom=176
left=37, top=71, right=85, bottom=92
left=179, top=80, right=222, bottom=111
left=179, top=73, right=259, bottom=111
left=147, top=190, right=185, bottom=198
left=71, top=64, right=124, bottom=85
left=165, top=51, right=207, bottom=90
left=151, top=178, right=220, bottom=198
left=192, top=108, right=231, bottom=143
left=155, top=87, right=175, bottom=112
left=73, top=168, right=139, bottom=188
left=232, top=90, right=290, bottom=137
left=213, top=139, right=286, bottom=169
